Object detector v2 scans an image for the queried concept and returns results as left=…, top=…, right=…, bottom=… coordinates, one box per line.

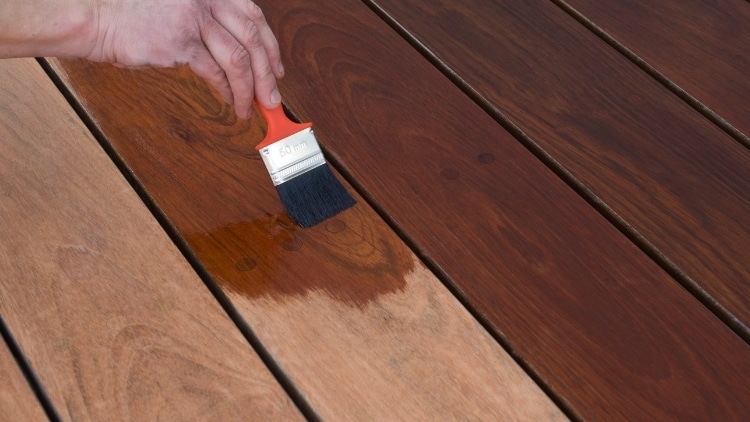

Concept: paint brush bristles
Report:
left=255, top=104, right=355, bottom=227
left=275, top=162, right=356, bottom=227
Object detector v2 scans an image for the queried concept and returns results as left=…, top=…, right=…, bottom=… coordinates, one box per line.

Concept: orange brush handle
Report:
left=255, top=101, right=312, bottom=150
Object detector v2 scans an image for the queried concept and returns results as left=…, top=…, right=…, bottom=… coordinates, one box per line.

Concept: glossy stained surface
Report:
left=562, top=0, right=750, bottom=140
left=367, top=0, right=750, bottom=332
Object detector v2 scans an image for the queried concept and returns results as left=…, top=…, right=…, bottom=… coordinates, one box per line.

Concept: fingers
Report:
left=188, top=50, right=234, bottom=106
left=200, top=18, right=257, bottom=118
left=208, top=0, right=283, bottom=112
left=84, top=0, right=284, bottom=119
left=240, top=1, right=284, bottom=79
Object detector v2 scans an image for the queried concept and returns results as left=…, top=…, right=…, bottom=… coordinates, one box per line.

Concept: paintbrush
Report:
left=255, top=101, right=355, bottom=227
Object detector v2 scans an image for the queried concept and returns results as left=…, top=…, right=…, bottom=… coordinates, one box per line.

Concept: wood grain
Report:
left=367, top=0, right=750, bottom=334
left=0, top=58, right=301, bottom=421
left=249, top=0, right=750, bottom=420
left=0, top=336, right=46, bottom=421
left=561, top=0, right=750, bottom=142
left=45, top=57, right=567, bottom=420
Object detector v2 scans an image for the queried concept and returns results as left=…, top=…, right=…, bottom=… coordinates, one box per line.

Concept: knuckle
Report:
left=207, top=63, right=227, bottom=81
left=229, top=45, right=252, bottom=70
left=245, top=2, right=265, bottom=21
left=243, top=21, right=262, bottom=45
left=256, top=63, right=274, bottom=81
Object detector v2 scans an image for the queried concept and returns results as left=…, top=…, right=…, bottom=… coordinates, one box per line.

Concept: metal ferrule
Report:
left=258, top=128, right=327, bottom=185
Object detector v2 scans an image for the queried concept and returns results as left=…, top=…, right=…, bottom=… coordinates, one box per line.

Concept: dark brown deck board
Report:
left=253, top=0, right=750, bottom=419
left=560, top=0, right=750, bottom=144
left=368, top=0, right=750, bottom=337
left=43, top=58, right=566, bottom=420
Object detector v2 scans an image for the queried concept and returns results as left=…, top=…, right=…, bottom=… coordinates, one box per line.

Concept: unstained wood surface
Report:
left=0, top=336, right=46, bottom=421
left=368, top=0, right=750, bottom=334
left=0, top=58, right=301, bottom=421
left=46, top=55, right=567, bottom=421
left=253, top=0, right=750, bottom=420
left=562, top=0, right=750, bottom=141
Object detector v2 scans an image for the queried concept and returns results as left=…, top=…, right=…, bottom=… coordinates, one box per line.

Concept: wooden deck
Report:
left=1, top=0, right=748, bottom=420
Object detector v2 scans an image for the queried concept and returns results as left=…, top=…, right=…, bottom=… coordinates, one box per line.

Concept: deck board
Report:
left=0, top=58, right=301, bottom=421
left=368, top=0, right=750, bottom=336
left=561, top=0, right=750, bottom=142
left=0, top=335, right=46, bottom=421
left=44, top=58, right=566, bottom=421
left=252, top=0, right=750, bottom=419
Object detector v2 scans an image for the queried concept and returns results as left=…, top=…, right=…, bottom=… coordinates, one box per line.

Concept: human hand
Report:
left=86, top=0, right=284, bottom=118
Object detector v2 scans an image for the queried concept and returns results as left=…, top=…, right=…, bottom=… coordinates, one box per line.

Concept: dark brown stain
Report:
left=184, top=210, right=411, bottom=307
left=234, top=257, right=257, bottom=272
left=440, top=168, right=459, bottom=180
left=281, top=237, right=304, bottom=251
left=325, top=219, right=347, bottom=233
left=477, top=152, right=495, bottom=164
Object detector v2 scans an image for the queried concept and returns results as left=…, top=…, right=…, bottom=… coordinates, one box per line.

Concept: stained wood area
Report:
left=34, top=1, right=750, bottom=421
left=252, top=0, right=750, bottom=420
left=0, top=335, right=46, bottom=421
left=45, top=57, right=566, bottom=420
left=0, top=58, right=301, bottom=421
left=368, top=0, right=750, bottom=333
left=561, top=0, right=750, bottom=141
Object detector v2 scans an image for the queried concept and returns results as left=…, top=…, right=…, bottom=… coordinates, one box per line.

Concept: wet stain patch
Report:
left=185, top=210, right=410, bottom=307
left=281, top=238, right=304, bottom=252
left=234, top=257, right=257, bottom=272
left=325, top=219, right=347, bottom=233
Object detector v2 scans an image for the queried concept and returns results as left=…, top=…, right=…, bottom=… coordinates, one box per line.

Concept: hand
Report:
left=87, top=0, right=284, bottom=118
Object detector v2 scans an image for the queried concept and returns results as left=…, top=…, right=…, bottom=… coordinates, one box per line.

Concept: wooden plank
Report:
left=560, top=0, right=750, bottom=142
left=44, top=58, right=567, bottom=420
left=367, top=0, right=750, bottom=334
left=0, top=335, right=46, bottom=421
left=0, top=58, right=301, bottom=421
left=246, top=1, right=749, bottom=420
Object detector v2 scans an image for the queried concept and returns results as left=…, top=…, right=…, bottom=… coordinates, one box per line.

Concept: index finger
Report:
left=200, top=18, right=256, bottom=118
left=213, top=0, right=283, bottom=108
left=239, top=0, right=284, bottom=79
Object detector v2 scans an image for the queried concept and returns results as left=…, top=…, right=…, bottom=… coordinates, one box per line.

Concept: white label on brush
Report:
left=259, top=128, right=326, bottom=185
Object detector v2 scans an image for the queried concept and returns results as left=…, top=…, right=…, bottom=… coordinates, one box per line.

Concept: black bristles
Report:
left=276, top=164, right=356, bottom=227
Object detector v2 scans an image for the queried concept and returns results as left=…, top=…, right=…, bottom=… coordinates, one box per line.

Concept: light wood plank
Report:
left=45, top=56, right=568, bottom=420
left=0, top=58, right=302, bottom=421
left=0, top=336, right=46, bottom=421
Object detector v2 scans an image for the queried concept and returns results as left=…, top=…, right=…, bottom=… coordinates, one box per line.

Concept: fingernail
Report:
left=270, top=88, right=281, bottom=105
left=278, top=62, right=285, bottom=76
